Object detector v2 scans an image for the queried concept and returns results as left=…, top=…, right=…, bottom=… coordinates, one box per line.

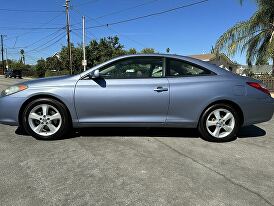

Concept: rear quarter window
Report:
left=166, top=58, right=214, bottom=77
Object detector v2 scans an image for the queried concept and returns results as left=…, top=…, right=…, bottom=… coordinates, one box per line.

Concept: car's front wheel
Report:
left=22, top=98, right=71, bottom=140
left=198, top=104, right=240, bottom=142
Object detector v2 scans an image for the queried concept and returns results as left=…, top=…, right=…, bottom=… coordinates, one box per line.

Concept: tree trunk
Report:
left=272, top=57, right=274, bottom=77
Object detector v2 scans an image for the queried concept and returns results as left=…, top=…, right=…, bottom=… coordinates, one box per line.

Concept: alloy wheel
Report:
left=28, top=104, right=62, bottom=136
left=205, top=108, right=235, bottom=138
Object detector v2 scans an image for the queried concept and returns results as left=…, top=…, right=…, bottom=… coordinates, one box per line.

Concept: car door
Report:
left=74, top=56, right=169, bottom=126
left=165, top=58, right=216, bottom=127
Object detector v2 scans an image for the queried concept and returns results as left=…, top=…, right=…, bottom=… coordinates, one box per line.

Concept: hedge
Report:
left=45, top=70, right=71, bottom=77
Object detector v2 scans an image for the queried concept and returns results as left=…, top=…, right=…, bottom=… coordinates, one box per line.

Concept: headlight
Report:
left=1, top=85, right=28, bottom=97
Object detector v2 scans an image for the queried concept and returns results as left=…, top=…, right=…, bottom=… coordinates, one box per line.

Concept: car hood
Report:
left=22, top=75, right=80, bottom=88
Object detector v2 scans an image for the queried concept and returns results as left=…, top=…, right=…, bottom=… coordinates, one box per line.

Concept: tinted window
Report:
left=167, top=58, right=212, bottom=77
left=99, top=57, right=163, bottom=79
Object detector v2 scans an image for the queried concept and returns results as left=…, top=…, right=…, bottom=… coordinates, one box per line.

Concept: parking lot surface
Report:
left=0, top=76, right=274, bottom=206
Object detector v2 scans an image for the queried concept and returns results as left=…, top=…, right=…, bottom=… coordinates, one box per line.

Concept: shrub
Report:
left=45, top=70, right=71, bottom=77
left=22, top=69, right=38, bottom=78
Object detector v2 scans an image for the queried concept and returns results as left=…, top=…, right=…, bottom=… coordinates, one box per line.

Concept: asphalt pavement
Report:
left=0, top=76, right=274, bottom=206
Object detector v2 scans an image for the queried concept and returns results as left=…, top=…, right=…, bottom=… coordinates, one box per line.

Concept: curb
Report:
left=0, top=75, right=33, bottom=80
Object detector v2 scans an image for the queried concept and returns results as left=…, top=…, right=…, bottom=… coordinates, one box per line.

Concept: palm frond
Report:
left=215, top=0, right=274, bottom=65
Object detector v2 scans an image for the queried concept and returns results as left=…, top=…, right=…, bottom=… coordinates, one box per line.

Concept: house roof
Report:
left=241, top=65, right=273, bottom=74
left=189, top=54, right=215, bottom=61
left=189, top=53, right=238, bottom=65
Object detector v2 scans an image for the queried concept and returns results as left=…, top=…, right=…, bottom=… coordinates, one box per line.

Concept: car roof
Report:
left=80, top=53, right=234, bottom=77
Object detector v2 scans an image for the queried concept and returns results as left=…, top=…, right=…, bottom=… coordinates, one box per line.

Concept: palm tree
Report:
left=20, top=49, right=25, bottom=65
left=215, top=0, right=274, bottom=74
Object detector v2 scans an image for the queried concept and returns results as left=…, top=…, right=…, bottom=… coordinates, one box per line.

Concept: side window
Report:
left=99, top=57, right=163, bottom=79
left=167, top=58, right=212, bottom=77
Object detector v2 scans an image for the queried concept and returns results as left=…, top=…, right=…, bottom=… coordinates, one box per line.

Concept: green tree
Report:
left=59, top=44, right=83, bottom=73
left=45, top=56, right=62, bottom=71
left=141, top=48, right=155, bottom=54
left=215, top=0, right=274, bottom=74
left=32, top=36, right=156, bottom=77
left=128, top=48, right=137, bottom=54
left=35, top=58, right=47, bottom=77
left=9, top=60, right=24, bottom=70
left=20, top=49, right=25, bottom=65
left=86, top=36, right=126, bottom=67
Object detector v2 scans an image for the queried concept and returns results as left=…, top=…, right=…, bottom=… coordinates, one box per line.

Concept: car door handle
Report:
left=154, top=87, right=168, bottom=92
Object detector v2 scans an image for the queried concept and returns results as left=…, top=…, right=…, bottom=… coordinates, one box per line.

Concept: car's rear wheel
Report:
left=22, top=98, right=71, bottom=140
left=198, top=103, right=240, bottom=142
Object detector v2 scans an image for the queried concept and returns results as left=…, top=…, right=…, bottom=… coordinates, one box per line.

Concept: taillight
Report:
left=247, top=82, right=271, bottom=96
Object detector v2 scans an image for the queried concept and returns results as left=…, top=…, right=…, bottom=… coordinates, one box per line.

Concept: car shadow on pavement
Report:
left=75, top=125, right=266, bottom=140
left=15, top=125, right=266, bottom=141
left=237, top=125, right=266, bottom=138
left=75, top=127, right=200, bottom=139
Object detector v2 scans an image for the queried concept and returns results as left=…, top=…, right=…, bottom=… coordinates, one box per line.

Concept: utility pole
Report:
left=5, top=49, right=8, bottom=69
left=82, top=16, right=87, bottom=71
left=65, top=0, right=73, bottom=75
left=1, top=35, right=6, bottom=70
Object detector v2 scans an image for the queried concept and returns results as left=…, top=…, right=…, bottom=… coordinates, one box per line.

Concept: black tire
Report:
left=22, top=98, right=71, bottom=140
left=15, top=126, right=29, bottom=136
left=198, top=103, right=240, bottom=142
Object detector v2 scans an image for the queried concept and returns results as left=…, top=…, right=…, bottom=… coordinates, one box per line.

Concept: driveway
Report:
left=0, top=76, right=274, bottom=206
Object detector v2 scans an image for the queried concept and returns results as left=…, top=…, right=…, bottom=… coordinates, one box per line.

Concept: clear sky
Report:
left=1, top=0, right=257, bottom=65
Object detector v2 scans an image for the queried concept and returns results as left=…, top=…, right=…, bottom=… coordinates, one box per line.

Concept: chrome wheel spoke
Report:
left=213, top=127, right=221, bottom=137
left=29, top=112, right=41, bottom=120
left=47, top=123, right=58, bottom=133
left=213, top=110, right=221, bottom=120
left=42, top=104, right=49, bottom=116
left=34, top=124, right=44, bottom=133
left=49, top=113, right=61, bottom=121
left=223, top=113, right=233, bottom=121
left=223, top=125, right=233, bottom=133
left=207, top=120, right=217, bottom=127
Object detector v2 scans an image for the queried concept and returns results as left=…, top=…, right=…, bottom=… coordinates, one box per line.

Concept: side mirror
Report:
left=89, top=69, right=100, bottom=79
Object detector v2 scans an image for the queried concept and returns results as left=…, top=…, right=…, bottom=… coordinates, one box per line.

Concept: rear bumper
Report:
left=241, top=97, right=274, bottom=126
left=0, top=96, right=27, bottom=126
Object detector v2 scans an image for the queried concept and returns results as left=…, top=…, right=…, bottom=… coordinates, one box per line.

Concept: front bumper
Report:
left=0, top=96, right=27, bottom=126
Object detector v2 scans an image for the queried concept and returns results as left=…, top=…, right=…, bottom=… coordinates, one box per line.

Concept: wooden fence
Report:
left=257, top=78, right=274, bottom=92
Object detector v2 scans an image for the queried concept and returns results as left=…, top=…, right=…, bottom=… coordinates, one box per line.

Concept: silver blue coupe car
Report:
left=0, top=54, right=273, bottom=142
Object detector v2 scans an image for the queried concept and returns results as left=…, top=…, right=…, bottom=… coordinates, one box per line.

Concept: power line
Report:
left=72, top=8, right=147, bottom=48
left=0, top=26, right=63, bottom=31
left=25, top=32, right=66, bottom=53
left=74, top=0, right=208, bottom=29
left=72, top=26, right=98, bottom=40
left=0, top=8, right=63, bottom=13
left=71, top=29, right=98, bottom=42
left=70, top=14, right=98, bottom=40
left=94, top=0, right=161, bottom=20
left=24, top=54, right=40, bottom=63
left=34, top=34, right=66, bottom=52
left=5, top=13, right=65, bottom=41
left=26, top=34, right=66, bottom=54
left=21, top=28, right=65, bottom=49
left=72, top=0, right=99, bottom=8
left=6, top=28, right=65, bottom=50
